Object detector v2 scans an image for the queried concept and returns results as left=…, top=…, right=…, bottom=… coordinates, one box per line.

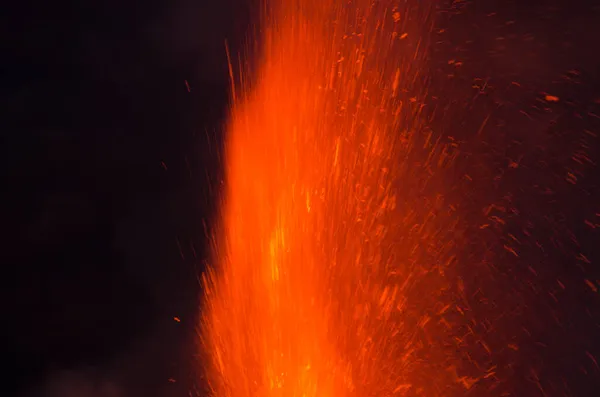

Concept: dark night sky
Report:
left=3, top=1, right=248, bottom=396
left=3, top=1, right=600, bottom=396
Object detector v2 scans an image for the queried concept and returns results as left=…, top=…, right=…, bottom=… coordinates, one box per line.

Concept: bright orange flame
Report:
left=201, top=1, right=470, bottom=396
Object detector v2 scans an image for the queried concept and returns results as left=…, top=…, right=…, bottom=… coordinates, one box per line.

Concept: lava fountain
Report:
left=201, top=1, right=472, bottom=396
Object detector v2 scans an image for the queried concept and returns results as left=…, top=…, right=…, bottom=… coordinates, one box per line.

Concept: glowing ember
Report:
left=201, top=0, right=478, bottom=396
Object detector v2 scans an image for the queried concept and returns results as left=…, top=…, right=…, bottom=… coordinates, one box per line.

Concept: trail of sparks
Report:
left=201, top=1, right=487, bottom=396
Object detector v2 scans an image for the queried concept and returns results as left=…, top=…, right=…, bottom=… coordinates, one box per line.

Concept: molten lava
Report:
left=202, top=1, right=470, bottom=396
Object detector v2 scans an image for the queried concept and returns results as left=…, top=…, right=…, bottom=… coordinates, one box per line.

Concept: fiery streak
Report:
left=201, top=1, right=474, bottom=396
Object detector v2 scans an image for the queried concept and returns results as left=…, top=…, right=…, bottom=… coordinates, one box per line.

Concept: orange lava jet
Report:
left=201, top=1, right=474, bottom=396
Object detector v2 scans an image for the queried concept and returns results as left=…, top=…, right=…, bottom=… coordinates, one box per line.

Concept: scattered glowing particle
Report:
left=458, top=376, right=478, bottom=389
left=577, top=253, right=591, bottom=263
left=586, top=351, right=600, bottom=370
left=528, top=266, right=538, bottom=276
left=503, top=245, right=519, bottom=257
left=544, top=95, right=559, bottom=102
left=174, top=316, right=181, bottom=323
left=393, top=384, right=412, bottom=392
left=585, top=279, right=598, bottom=293
left=392, top=68, right=401, bottom=93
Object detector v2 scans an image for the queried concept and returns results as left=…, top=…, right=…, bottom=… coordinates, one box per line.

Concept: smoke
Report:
left=23, top=369, right=122, bottom=397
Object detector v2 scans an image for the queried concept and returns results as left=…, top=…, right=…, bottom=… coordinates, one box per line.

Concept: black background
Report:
left=3, top=1, right=599, bottom=396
